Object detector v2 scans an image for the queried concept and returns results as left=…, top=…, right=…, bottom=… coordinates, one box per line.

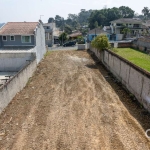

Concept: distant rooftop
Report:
left=142, top=20, right=150, bottom=27
left=0, top=22, right=39, bottom=35
left=88, top=28, right=108, bottom=35
left=69, top=32, right=82, bottom=38
left=110, top=18, right=143, bottom=24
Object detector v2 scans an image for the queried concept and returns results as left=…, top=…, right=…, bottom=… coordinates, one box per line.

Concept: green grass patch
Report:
left=44, top=51, right=52, bottom=57
left=112, top=48, right=150, bottom=72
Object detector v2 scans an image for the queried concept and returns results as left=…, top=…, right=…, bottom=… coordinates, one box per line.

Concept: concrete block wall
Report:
left=90, top=47, right=150, bottom=112
left=132, top=38, right=150, bottom=52
left=0, top=52, right=36, bottom=71
left=78, top=44, right=87, bottom=50
left=0, top=58, right=37, bottom=113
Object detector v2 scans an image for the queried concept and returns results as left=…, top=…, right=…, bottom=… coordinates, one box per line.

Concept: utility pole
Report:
left=62, top=18, right=64, bottom=45
left=40, top=15, right=44, bottom=20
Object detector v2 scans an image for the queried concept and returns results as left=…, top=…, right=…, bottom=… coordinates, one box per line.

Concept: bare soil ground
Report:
left=0, top=50, right=150, bottom=150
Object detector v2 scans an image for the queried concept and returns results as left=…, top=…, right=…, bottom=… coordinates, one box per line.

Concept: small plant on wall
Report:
left=91, top=35, right=110, bottom=51
left=77, top=36, right=85, bottom=44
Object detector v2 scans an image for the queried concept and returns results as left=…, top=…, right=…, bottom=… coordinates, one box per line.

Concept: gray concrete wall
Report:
left=0, top=58, right=37, bottom=113
left=0, top=52, right=36, bottom=71
left=34, top=23, right=46, bottom=63
left=46, top=40, right=52, bottom=47
left=78, top=44, right=87, bottom=50
left=0, top=35, right=35, bottom=47
left=90, top=46, right=150, bottom=112
left=132, top=38, right=150, bottom=52
left=137, top=40, right=150, bottom=48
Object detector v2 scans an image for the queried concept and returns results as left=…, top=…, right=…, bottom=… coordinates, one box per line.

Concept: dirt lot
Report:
left=0, top=50, right=150, bottom=150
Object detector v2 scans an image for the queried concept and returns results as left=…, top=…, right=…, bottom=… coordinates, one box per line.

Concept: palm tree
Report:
left=142, top=7, right=150, bottom=20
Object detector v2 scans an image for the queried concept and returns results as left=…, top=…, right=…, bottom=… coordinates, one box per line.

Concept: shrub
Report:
left=91, top=35, right=110, bottom=51
left=77, top=36, right=85, bottom=44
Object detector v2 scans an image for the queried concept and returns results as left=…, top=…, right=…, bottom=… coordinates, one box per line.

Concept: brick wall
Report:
left=118, top=43, right=132, bottom=48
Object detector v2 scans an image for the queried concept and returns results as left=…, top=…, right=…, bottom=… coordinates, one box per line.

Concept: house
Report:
left=43, top=22, right=60, bottom=47
left=109, top=18, right=145, bottom=40
left=133, top=37, right=150, bottom=53
left=142, top=20, right=150, bottom=33
left=87, top=27, right=110, bottom=42
left=103, top=26, right=111, bottom=33
left=0, top=23, right=5, bottom=28
left=68, top=31, right=82, bottom=40
left=0, top=21, right=46, bottom=63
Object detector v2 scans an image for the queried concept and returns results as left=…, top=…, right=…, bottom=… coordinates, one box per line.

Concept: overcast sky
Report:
left=0, top=0, right=149, bottom=23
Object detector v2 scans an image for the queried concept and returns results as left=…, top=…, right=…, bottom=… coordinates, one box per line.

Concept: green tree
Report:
left=68, top=14, right=78, bottom=21
left=64, top=24, right=72, bottom=34
left=122, top=28, right=131, bottom=37
left=78, top=9, right=92, bottom=26
left=91, top=35, right=110, bottom=51
left=142, top=7, right=150, bottom=20
left=88, top=6, right=134, bottom=29
left=59, top=32, right=68, bottom=45
left=55, top=15, right=64, bottom=27
left=48, top=18, right=54, bottom=23
left=94, top=21, right=98, bottom=28
left=119, top=6, right=135, bottom=18
left=77, top=36, right=85, bottom=44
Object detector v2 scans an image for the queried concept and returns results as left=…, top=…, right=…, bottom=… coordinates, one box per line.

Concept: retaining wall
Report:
left=90, top=47, right=150, bottom=112
left=0, top=58, right=37, bottom=113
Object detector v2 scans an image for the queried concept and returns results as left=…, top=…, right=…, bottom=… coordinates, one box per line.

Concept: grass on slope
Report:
left=112, top=48, right=150, bottom=72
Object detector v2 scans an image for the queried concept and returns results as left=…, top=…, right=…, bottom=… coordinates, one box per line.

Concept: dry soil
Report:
left=0, top=50, right=150, bottom=150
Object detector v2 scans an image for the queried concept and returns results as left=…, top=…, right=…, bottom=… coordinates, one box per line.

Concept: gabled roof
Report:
left=143, top=20, right=150, bottom=27
left=88, top=28, right=108, bottom=35
left=110, top=18, right=143, bottom=24
left=69, top=32, right=82, bottom=38
left=0, top=22, right=39, bottom=35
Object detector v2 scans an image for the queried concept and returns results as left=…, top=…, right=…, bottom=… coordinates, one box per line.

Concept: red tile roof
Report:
left=0, top=22, right=39, bottom=35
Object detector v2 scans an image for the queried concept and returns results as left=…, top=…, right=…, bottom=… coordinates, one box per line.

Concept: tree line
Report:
left=48, top=6, right=150, bottom=34
left=48, top=9, right=91, bottom=35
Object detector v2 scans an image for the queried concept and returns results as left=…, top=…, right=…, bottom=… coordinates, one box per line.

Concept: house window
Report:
left=21, top=36, right=31, bottom=43
left=2, top=36, right=7, bottom=41
left=133, top=24, right=140, bottom=28
left=45, top=33, right=52, bottom=40
left=10, top=36, right=15, bottom=41
left=45, top=33, right=49, bottom=40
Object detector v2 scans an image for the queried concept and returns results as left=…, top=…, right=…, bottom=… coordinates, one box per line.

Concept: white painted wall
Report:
left=91, top=47, right=150, bottom=112
left=0, top=52, right=36, bottom=71
left=0, top=59, right=37, bottom=113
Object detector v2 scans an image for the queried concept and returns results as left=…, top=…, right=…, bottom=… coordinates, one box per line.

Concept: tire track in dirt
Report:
left=0, top=50, right=150, bottom=150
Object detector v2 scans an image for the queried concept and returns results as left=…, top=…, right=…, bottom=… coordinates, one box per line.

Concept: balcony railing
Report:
left=45, top=29, right=53, bottom=33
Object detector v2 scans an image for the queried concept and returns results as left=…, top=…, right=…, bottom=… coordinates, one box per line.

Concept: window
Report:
left=133, top=24, right=140, bottom=28
left=2, top=36, right=7, bottom=41
left=45, top=33, right=52, bottom=40
left=10, top=36, right=15, bottom=41
left=45, top=33, right=49, bottom=40
left=116, top=24, right=123, bottom=26
left=21, top=36, right=31, bottom=43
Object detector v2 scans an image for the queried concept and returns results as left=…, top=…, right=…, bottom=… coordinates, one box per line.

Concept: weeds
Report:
left=44, top=51, right=52, bottom=57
